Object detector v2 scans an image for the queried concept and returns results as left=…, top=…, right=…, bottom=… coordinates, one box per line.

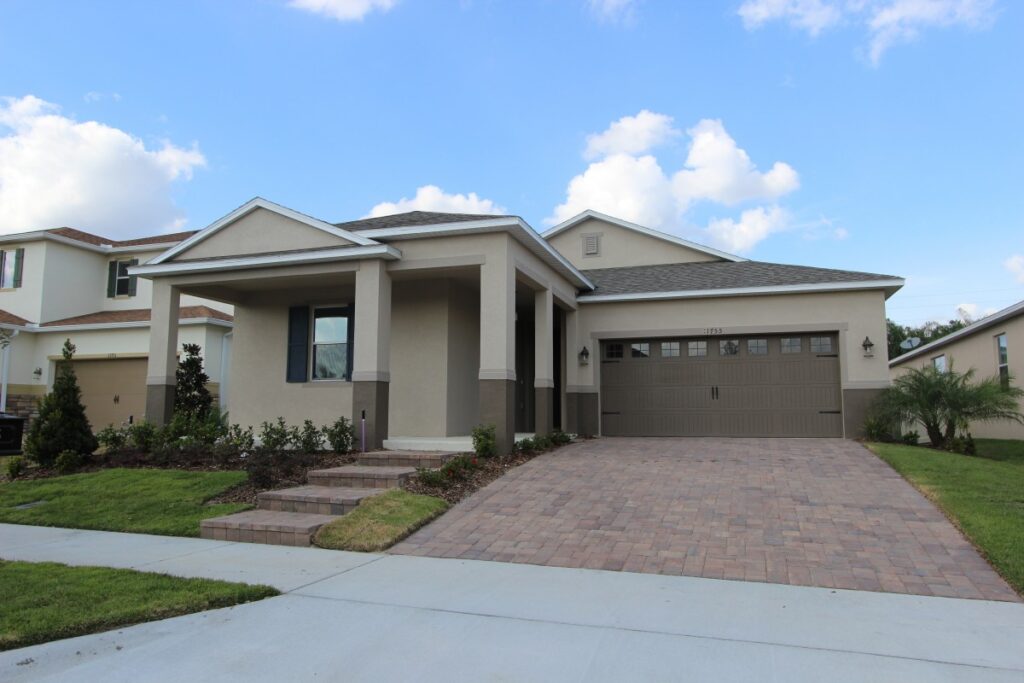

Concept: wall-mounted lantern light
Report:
left=32, top=367, right=42, bottom=379
left=578, top=346, right=590, bottom=366
left=862, top=336, right=875, bottom=357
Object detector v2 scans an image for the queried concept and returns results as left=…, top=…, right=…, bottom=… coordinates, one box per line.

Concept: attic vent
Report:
left=582, top=233, right=601, bottom=256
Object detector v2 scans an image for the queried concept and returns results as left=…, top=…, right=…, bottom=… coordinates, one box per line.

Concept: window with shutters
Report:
left=312, top=306, right=353, bottom=380
left=107, top=259, right=138, bottom=297
left=0, top=248, right=24, bottom=289
left=582, top=233, right=601, bottom=256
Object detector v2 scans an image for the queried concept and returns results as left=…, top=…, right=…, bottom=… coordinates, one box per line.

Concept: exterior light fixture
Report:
left=862, top=336, right=875, bottom=357
left=32, top=367, right=42, bottom=379
left=578, top=346, right=590, bottom=366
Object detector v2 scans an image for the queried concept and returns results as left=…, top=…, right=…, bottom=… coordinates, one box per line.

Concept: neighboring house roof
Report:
left=577, top=261, right=904, bottom=302
left=542, top=209, right=746, bottom=263
left=889, top=298, right=1024, bottom=366
left=0, top=309, right=31, bottom=326
left=0, top=226, right=196, bottom=253
left=41, top=306, right=233, bottom=327
left=335, top=210, right=508, bottom=232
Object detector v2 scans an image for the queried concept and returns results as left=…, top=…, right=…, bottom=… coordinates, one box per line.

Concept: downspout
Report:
left=219, top=332, right=232, bottom=414
left=0, top=329, right=18, bottom=413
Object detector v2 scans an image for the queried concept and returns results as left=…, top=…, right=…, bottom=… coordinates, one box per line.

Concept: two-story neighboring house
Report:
left=0, top=227, right=233, bottom=430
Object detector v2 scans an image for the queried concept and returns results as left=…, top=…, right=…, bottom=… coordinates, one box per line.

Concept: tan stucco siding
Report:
left=891, top=314, right=1024, bottom=439
left=388, top=280, right=449, bottom=437
left=174, top=207, right=351, bottom=261
left=547, top=218, right=721, bottom=270
left=39, top=242, right=108, bottom=323
left=446, top=282, right=480, bottom=435
left=227, top=303, right=353, bottom=429
left=0, top=240, right=45, bottom=323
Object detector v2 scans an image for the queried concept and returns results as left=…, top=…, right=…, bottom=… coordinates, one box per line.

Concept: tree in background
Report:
left=24, top=339, right=98, bottom=466
left=174, top=343, right=212, bottom=421
left=886, top=318, right=968, bottom=360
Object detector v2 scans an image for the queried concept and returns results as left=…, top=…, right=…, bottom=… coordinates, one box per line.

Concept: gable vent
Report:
left=583, top=233, right=600, bottom=256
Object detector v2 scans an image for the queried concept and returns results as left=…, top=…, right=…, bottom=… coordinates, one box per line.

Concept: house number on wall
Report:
left=703, top=327, right=724, bottom=335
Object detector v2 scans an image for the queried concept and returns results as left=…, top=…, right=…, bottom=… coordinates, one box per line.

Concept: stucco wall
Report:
left=0, top=240, right=45, bottom=323
left=175, top=207, right=349, bottom=261
left=891, top=313, right=1024, bottom=439
left=388, top=280, right=449, bottom=437
left=546, top=217, right=720, bottom=270
left=446, top=282, right=480, bottom=435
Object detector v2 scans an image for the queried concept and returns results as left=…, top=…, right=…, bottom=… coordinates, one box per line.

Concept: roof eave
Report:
left=578, top=278, right=906, bottom=304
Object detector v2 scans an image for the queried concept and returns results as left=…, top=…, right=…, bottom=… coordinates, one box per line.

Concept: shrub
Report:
left=296, top=419, right=324, bottom=453
left=55, top=450, right=84, bottom=474
left=244, top=451, right=277, bottom=489
left=127, top=421, right=159, bottom=453
left=900, top=431, right=920, bottom=446
left=174, top=343, right=213, bottom=421
left=532, top=434, right=552, bottom=451
left=96, top=425, right=128, bottom=452
left=323, top=416, right=355, bottom=454
left=24, top=339, right=98, bottom=466
left=515, top=437, right=536, bottom=454
left=259, top=418, right=295, bottom=452
left=416, top=467, right=447, bottom=488
left=862, top=414, right=899, bottom=443
left=6, top=456, right=25, bottom=479
left=223, top=423, right=255, bottom=453
left=550, top=430, right=572, bottom=446
left=415, top=455, right=480, bottom=489
left=471, top=424, right=497, bottom=458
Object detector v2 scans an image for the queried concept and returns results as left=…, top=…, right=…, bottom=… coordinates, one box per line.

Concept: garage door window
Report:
left=810, top=336, right=833, bottom=353
left=631, top=342, right=650, bottom=358
left=719, top=339, right=740, bottom=356
left=606, top=343, right=624, bottom=359
left=781, top=337, right=802, bottom=354
left=688, top=340, right=707, bottom=357
left=747, top=339, right=768, bottom=355
left=661, top=341, right=680, bottom=357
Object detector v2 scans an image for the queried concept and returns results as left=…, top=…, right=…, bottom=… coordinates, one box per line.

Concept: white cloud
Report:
left=83, top=91, right=121, bottom=103
left=586, top=0, right=639, bottom=23
left=367, top=185, right=505, bottom=217
left=288, top=0, right=396, bottom=21
left=0, top=95, right=205, bottom=239
left=737, top=0, right=998, bottom=64
left=834, top=226, right=849, bottom=239
left=584, top=110, right=679, bottom=160
left=1005, top=254, right=1024, bottom=283
left=955, top=302, right=997, bottom=322
left=705, top=206, right=790, bottom=253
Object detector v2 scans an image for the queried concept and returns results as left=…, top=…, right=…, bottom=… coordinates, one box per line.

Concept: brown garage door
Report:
left=69, top=358, right=148, bottom=430
left=600, top=334, right=842, bottom=437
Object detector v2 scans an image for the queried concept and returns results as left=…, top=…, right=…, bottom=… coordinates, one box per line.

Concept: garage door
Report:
left=70, top=358, right=148, bottom=430
left=600, top=334, right=842, bottom=437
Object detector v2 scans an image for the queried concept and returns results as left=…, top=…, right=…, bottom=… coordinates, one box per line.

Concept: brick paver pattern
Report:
left=392, top=438, right=1020, bottom=601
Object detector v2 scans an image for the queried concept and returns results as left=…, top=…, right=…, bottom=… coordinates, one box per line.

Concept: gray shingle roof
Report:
left=334, top=210, right=510, bottom=232
left=581, top=261, right=900, bottom=296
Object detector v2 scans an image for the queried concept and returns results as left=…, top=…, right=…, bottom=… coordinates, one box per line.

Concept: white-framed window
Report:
left=311, top=306, right=352, bottom=380
left=747, top=339, right=768, bottom=355
left=631, top=342, right=650, bottom=358
left=810, top=336, right=833, bottom=353
left=0, top=248, right=24, bottom=289
left=932, top=354, right=947, bottom=373
left=688, top=340, right=707, bottom=357
left=661, top=341, right=680, bottom=357
left=719, top=339, right=740, bottom=356
left=582, top=233, right=601, bottom=256
left=996, top=333, right=1009, bottom=390
left=781, top=337, right=802, bottom=354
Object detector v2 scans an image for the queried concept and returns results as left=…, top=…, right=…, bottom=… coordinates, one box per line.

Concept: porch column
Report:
left=534, top=288, right=554, bottom=435
left=479, top=247, right=516, bottom=455
left=564, top=308, right=598, bottom=437
left=145, top=279, right=180, bottom=426
left=352, top=259, right=391, bottom=450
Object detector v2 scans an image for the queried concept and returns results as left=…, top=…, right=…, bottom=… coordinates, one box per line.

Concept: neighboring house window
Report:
left=0, top=248, right=24, bottom=289
left=996, top=334, right=1009, bottom=390
left=631, top=342, right=650, bottom=358
left=747, top=339, right=768, bottom=355
left=606, top=343, right=623, bottom=359
left=661, top=341, right=680, bottom=357
left=312, top=307, right=353, bottom=380
left=719, top=339, right=740, bottom=356
left=932, top=355, right=947, bottom=373
left=810, top=336, right=833, bottom=353
left=582, top=233, right=601, bottom=256
left=688, top=340, right=707, bottom=357
left=781, top=337, right=802, bottom=354
left=107, top=259, right=138, bottom=297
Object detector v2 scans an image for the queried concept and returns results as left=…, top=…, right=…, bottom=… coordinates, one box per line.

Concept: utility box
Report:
left=0, top=414, right=26, bottom=455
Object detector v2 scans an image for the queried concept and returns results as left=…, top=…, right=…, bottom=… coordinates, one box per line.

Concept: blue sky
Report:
left=1, top=0, right=1022, bottom=325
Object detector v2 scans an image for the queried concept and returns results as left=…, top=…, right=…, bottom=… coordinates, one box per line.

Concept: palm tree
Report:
left=874, top=363, right=1024, bottom=449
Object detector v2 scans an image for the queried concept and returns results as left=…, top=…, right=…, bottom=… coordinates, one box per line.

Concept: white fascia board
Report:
left=359, top=217, right=595, bottom=290
left=150, top=197, right=380, bottom=266
left=542, top=209, right=746, bottom=263
left=889, top=297, right=1024, bottom=366
left=577, top=279, right=906, bottom=304
left=14, top=317, right=233, bottom=334
left=109, top=243, right=182, bottom=254
left=130, top=244, right=401, bottom=277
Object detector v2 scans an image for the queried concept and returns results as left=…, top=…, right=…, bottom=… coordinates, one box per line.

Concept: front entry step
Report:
left=257, top=486, right=382, bottom=515
left=200, top=510, right=336, bottom=546
left=356, top=450, right=460, bottom=469
left=307, top=465, right=416, bottom=489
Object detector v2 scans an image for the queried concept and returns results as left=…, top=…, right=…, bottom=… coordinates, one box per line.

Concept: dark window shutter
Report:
left=286, top=306, right=310, bottom=383
left=12, top=248, right=24, bottom=288
left=127, top=259, right=139, bottom=296
left=106, top=261, right=117, bottom=298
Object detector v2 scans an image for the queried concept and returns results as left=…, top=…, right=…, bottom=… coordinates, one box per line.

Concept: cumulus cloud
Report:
left=367, top=185, right=505, bottom=217
left=288, top=0, right=396, bottom=21
left=548, top=113, right=800, bottom=252
left=0, top=95, right=205, bottom=239
left=1005, top=254, right=1024, bottom=283
left=586, top=0, right=639, bottom=23
left=737, top=0, right=998, bottom=64
left=956, top=302, right=997, bottom=323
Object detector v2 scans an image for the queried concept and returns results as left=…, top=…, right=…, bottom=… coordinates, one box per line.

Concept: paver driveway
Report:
left=393, top=438, right=1019, bottom=601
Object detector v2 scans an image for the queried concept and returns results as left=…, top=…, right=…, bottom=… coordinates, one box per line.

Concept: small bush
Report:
left=6, top=456, right=25, bottom=479
left=416, top=467, right=447, bottom=488
left=947, top=433, right=978, bottom=456
left=550, top=430, right=572, bottom=446
left=415, top=455, right=481, bottom=489
left=174, top=343, right=213, bottom=421
left=24, top=339, right=98, bottom=466
left=515, top=437, right=536, bottom=454
left=55, top=450, right=84, bottom=475
left=223, top=424, right=255, bottom=453
left=96, top=425, right=128, bottom=452
left=863, top=415, right=899, bottom=443
left=244, top=451, right=277, bottom=489
left=259, top=418, right=295, bottom=452
left=532, top=434, right=552, bottom=451
left=471, top=424, right=497, bottom=458
left=127, top=421, right=158, bottom=453
left=323, top=416, right=355, bottom=454
left=296, top=419, right=324, bottom=453
left=900, top=431, right=920, bottom=446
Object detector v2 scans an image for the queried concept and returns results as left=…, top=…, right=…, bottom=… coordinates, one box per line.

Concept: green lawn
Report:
left=868, top=438, right=1024, bottom=596
left=314, top=489, right=448, bottom=552
left=0, top=560, right=277, bottom=650
left=0, top=468, right=250, bottom=537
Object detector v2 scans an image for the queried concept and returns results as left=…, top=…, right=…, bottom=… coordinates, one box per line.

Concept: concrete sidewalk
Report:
left=2, top=524, right=1024, bottom=682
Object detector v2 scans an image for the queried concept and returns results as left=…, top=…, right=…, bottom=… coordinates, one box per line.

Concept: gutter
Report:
left=577, top=278, right=906, bottom=304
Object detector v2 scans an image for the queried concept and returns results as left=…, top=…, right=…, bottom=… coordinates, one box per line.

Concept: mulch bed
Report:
left=403, top=450, right=546, bottom=505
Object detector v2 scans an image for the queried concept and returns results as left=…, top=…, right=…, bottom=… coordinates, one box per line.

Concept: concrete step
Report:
left=257, top=486, right=382, bottom=515
left=356, top=450, right=460, bottom=469
left=200, top=510, right=337, bottom=546
left=308, top=465, right=417, bottom=489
